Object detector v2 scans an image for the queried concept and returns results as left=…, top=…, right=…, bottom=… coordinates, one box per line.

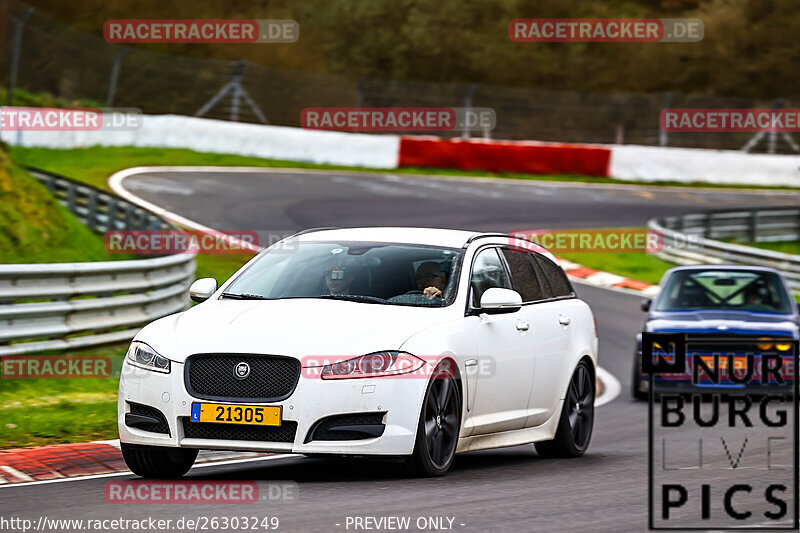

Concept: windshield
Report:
left=655, top=269, right=793, bottom=314
left=222, top=240, right=463, bottom=307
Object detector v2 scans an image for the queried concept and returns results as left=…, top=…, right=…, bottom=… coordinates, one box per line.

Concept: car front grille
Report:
left=185, top=354, right=301, bottom=402
left=181, top=418, right=297, bottom=443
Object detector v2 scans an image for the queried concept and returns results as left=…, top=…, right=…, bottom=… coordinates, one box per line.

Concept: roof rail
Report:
left=463, top=232, right=531, bottom=247
left=287, top=227, right=341, bottom=238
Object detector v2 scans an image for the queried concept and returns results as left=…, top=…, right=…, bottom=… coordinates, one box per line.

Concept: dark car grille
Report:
left=181, top=418, right=297, bottom=443
left=127, top=403, right=170, bottom=435
left=305, top=412, right=386, bottom=443
left=185, top=354, right=300, bottom=402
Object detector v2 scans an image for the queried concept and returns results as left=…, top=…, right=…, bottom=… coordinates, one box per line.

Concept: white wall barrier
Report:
left=1, top=113, right=401, bottom=169
left=609, top=144, right=800, bottom=187
left=2, top=109, right=799, bottom=186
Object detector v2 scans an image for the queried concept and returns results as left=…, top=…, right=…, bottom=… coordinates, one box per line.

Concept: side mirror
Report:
left=479, top=288, right=523, bottom=314
left=189, top=278, right=218, bottom=303
left=641, top=299, right=652, bottom=312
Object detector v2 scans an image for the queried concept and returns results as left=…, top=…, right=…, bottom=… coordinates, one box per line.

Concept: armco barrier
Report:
left=28, top=168, right=168, bottom=232
left=649, top=208, right=800, bottom=291
left=0, top=169, right=195, bottom=356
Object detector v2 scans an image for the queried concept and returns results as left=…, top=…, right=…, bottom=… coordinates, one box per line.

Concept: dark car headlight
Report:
left=125, top=342, right=171, bottom=373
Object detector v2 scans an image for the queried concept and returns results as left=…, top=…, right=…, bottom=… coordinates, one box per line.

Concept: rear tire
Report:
left=535, top=360, right=594, bottom=458
left=396, top=362, right=461, bottom=477
left=121, top=443, right=198, bottom=479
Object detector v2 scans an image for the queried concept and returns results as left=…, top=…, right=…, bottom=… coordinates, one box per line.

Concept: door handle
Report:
left=558, top=314, right=571, bottom=326
left=516, top=321, right=530, bottom=331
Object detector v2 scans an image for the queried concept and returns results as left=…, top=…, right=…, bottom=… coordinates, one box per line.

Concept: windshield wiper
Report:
left=220, top=292, right=272, bottom=300
left=319, top=294, right=389, bottom=304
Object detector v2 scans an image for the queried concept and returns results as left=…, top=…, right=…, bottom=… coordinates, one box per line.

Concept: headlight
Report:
left=126, top=342, right=171, bottom=373
left=321, top=351, right=425, bottom=380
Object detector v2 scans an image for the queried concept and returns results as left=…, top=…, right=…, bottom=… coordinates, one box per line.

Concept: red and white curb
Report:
left=558, top=258, right=660, bottom=297
left=0, top=440, right=277, bottom=486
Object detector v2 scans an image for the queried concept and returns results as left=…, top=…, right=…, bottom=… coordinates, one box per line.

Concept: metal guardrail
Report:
left=29, top=168, right=169, bottom=232
left=649, top=208, right=800, bottom=291
left=0, top=169, right=195, bottom=356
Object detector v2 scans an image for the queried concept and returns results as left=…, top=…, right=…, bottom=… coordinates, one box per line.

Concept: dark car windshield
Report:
left=655, top=269, right=793, bottom=314
left=222, top=240, right=463, bottom=307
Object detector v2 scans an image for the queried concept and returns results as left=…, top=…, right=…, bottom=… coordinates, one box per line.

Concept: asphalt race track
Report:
left=2, top=170, right=798, bottom=532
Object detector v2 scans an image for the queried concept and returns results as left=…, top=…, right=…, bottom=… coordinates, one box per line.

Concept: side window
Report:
left=470, top=248, right=511, bottom=307
left=501, top=248, right=545, bottom=303
left=533, top=254, right=574, bottom=298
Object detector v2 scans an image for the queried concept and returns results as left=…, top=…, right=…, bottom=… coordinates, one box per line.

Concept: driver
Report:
left=415, top=261, right=447, bottom=300
left=388, top=262, right=448, bottom=304
left=744, top=286, right=773, bottom=311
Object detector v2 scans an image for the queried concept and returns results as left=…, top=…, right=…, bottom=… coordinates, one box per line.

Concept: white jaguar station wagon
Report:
left=118, top=228, right=598, bottom=477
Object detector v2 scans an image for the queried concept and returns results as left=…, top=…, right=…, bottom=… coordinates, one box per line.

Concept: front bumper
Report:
left=118, top=359, right=427, bottom=455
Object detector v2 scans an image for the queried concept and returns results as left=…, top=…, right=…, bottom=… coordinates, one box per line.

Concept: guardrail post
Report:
left=123, top=204, right=132, bottom=229
left=748, top=211, right=758, bottom=243
left=66, top=181, right=77, bottom=213
left=794, top=211, right=800, bottom=239
left=703, top=213, right=712, bottom=239
left=106, top=197, right=117, bottom=232
left=43, top=174, right=55, bottom=194
left=86, top=190, right=97, bottom=231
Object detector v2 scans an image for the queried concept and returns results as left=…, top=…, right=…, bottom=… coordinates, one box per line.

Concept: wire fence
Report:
left=1, top=0, right=797, bottom=153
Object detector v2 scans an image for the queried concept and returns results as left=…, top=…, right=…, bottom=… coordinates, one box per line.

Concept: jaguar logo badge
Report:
left=234, top=362, right=251, bottom=380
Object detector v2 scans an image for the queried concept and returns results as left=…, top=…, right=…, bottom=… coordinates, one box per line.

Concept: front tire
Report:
left=535, top=360, right=594, bottom=458
left=121, top=443, right=198, bottom=479
left=631, top=352, right=648, bottom=401
left=397, top=363, right=461, bottom=477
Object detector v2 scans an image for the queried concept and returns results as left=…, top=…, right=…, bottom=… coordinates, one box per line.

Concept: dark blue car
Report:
left=632, top=265, right=798, bottom=400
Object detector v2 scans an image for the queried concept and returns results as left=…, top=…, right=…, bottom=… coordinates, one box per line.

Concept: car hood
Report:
left=647, top=309, right=799, bottom=338
left=135, top=298, right=458, bottom=363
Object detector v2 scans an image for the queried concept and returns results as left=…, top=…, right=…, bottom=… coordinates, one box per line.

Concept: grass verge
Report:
left=559, top=251, right=674, bottom=286
left=0, top=149, right=133, bottom=263
left=0, top=344, right=126, bottom=448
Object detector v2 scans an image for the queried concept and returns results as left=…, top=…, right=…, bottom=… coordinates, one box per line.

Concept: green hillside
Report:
left=0, top=145, right=120, bottom=264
